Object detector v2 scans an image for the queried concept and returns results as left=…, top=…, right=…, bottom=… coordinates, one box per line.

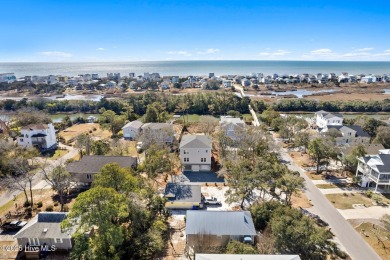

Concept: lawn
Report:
left=47, top=149, right=69, bottom=160
left=326, top=193, right=373, bottom=209
left=289, top=151, right=312, bottom=167
left=316, top=183, right=338, bottom=189
left=354, top=222, right=390, bottom=259
left=181, top=114, right=201, bottom=122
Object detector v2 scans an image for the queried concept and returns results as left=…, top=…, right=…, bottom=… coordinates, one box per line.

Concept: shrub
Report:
left=63, top=205, right=69, bottom=212
left=37, top=201, right=43, bottom=208
left=53, top=202, right=59, bottom=206
left=23, top=201, right=30, bottom=207
left=45, top=205, right=54, bottom=212
left=365, top=190, right=373, bottom=198
left=93, top=127, right=97, bottom=131
left=89, top=130, right=93, bottom=134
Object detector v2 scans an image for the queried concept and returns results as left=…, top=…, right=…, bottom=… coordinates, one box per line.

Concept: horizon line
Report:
left=1, top=59, right=390, bottom=63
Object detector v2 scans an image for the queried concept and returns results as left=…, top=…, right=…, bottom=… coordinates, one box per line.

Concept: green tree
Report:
left=224, top=240, right=258, bottom=254
left=308, top=138, right=329, bottom=174
left=270, top=206, right=337, bottom=259
left=93, top=163, right=138, bottom=193
left=294, top=131, right=310, bottom=153
left=64, top=187, right=127, bottom=260
left=91, top=140, right=111, bottom=155
left=342, top=144, right=366, bottom=171
left=277, top=171, right=305, bottom=206
left=362, top=118, right=386, bottom=137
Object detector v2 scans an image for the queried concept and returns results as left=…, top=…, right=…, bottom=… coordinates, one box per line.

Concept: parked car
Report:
left=1, top=220, right=27, bottom=231
left=204, top=197, right=222, bottom=205
left=136, top=142, right=144, bottom=153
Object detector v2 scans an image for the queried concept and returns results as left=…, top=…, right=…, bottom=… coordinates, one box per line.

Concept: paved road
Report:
left=279, top=147, right=381, bottom=260
left=0, top=144, right=78, bottom=208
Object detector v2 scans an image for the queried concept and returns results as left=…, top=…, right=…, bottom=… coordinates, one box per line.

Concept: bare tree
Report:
left=199, top=116, right=218, bottom=135
left=41, top=164, right=75, bottom=211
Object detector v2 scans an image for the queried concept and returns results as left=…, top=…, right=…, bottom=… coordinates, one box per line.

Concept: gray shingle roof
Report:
left=347, top=125, right=370, bottom=137
left=122, top=120, right=143, bottom=130
left=14, top=212, right=76, bottom=240
left=164, top=183, right=201, bottom=203
left=67, top=156, right=137, bottom=174
left=180, top=135, right=212, bottom=149
left=376, top=154, right=390, bottom=172
left=141, top=123, right=172, bottom=130
left=186, top=211, right=256, bottom=236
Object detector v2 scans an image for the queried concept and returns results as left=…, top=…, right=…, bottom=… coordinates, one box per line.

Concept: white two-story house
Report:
left=315, top=110, right=343, bottom=129
left=219, top=116, right=246, bottom=141
left=18, top=124, right=57, bottom=151
left=180, top=135, right=212, bottom=172
left=356, top=149, right=390, bottom=192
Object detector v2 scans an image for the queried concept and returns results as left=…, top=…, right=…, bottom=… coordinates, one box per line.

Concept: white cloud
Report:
left=258, top=49, right=291, bottom=56
left=197, top=48, right=220, bottom=54
left=342, top=52, right=370, bottom=57
left=385, top=50, right=390, bottom=53
left=39, top=51, right=73, bottom=58
left=310, top=49, right=334, bottom=55
left=167, top=51, right=191, bottom=56
left=355, top=47, right=374, bottom=52
left=96, top=47, right=105, bottom=51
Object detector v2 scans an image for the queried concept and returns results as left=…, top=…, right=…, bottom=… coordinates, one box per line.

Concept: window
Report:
left=87, top=174, right=92, bottom=179
left=184, top=158, right=189, bottom=162
left=183, top=150, right=189, bottom=155
left=20, top=138, right=23, bottom=142
left=54, top=238, right=63, bottom=243
left=28, top=238, right=40, bottom=245
left=201, top=158, right=206, bottom=162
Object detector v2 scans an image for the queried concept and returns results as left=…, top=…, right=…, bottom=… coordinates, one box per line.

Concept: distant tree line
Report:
left=0, top=92, right=251, bottom=116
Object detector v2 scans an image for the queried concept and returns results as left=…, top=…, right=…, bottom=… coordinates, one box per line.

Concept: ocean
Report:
left=1, top=61, right=390, bottom=77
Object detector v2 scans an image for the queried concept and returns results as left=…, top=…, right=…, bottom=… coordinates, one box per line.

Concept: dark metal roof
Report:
left=31, top=133, right=47, bottom=137
left=164, top=183, right=202, bottom=203
left=38, top=212, right=67, bottom=223
left=186, top=210, right=256, bottom=236
left=67, top=156, right=137, bottom=174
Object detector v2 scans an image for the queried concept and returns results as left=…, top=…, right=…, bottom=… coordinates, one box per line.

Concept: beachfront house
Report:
left=164, top=183, right=203, bottom=210
left=105, top=81, right=117, bottom=88
left=315, top=110, right=343, bottom=129
left=219, top=116, right=246, bottom=141
left=14, top=212, right=77, bottom=252
left=180, top=135, right=212, bottom=172
left=18, top=123, right=57, bottom=151
left=122, top=120, right=143, bottom=140
left=356, top=149, right=390, bottom=192
left=186, top=211, right=256, bottom=255
left=66, top=155, right=138, bottom=184
left=361, top=75, right=377, bottom=83
left=0, top=73, right=16, bottom=83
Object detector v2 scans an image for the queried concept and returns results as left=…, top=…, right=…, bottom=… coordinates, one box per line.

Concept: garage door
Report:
left=200, top=165, right=211, bottom=171
left=192, top=165, right=200, bottom=171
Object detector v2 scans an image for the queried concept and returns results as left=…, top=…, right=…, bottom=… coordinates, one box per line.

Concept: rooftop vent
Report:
left=43, top=228, right=48, bottom=233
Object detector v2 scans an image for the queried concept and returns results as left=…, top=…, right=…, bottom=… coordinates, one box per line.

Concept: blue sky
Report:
left=1, top=0, right=389, bottom=62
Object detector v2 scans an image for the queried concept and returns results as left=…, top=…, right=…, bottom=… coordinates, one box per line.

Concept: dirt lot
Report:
left=291, top=191, right=312, bottom=208
left=289, top=151, right=313, bottom=168
left=353, top=222, right=390, bottom=259
left=59, top=123, right=112, bottom=144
